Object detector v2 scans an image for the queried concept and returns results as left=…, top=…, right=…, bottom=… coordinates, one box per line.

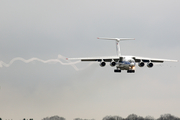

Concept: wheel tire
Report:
left=114, top=69, right=121, bottom=73
left=127, top=70, right=135, bottom=73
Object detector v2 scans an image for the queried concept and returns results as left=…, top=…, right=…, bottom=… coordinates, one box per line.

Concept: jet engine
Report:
left=100, top=61, right=106, bottom=67
left=110, top=61, right=116, bottom=67
left=147, top=62, right=153, bottom=68
left=138, top=62, right=145, bottom=67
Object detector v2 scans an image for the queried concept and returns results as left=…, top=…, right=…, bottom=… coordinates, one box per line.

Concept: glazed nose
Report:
left=130, top=62, right=135, bottom=67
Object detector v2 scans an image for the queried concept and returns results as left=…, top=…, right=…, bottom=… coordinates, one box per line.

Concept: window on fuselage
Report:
left=128, top=59, right=135, bottom=63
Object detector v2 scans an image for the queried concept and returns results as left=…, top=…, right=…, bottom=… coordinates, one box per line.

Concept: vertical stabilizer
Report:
left=116, top=41, right=121, bottom=57
left=97, top=37, right=135, bottom=57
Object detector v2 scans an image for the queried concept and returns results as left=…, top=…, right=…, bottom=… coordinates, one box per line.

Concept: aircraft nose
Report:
left=130, top=62, right=135, bottom=67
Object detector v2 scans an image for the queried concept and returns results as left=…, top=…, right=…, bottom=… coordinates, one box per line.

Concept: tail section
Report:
left=97, top=37, right=135, bottom=57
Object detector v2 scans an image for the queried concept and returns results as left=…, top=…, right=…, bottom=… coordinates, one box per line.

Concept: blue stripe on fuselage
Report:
left=121, top=61, right=130, bottom=65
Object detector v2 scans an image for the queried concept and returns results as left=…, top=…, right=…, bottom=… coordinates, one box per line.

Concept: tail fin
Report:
left=97, top=37, right=135, bottom=57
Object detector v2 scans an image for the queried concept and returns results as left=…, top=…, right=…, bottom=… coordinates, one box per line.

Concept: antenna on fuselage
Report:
left=97, top=37, right=135, bottom=57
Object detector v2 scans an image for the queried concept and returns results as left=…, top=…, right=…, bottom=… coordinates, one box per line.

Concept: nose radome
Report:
left=130, top=62, right=135, bottom=66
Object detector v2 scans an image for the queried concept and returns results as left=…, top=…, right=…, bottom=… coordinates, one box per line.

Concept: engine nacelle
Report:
left=110, top=61, right=116, bottom=67
left=147, top=62, right=153, bottom=68
left=138, top=62, right=145, bottom=67
left=99, top=62, right=106, bottom=67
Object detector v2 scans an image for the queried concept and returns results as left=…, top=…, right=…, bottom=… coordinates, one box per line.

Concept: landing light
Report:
left=132, top=66, right=135, bottom=70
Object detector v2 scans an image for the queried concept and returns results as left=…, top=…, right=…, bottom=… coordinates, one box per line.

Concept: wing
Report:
left=67, top=56, right=120, bottom=62
left=133, top=56, right=178, bottom=63
left=67, top=55, right=177, bottom=63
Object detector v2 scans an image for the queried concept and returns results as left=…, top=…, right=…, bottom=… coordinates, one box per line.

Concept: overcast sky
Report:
left=0, top=0, right=180, bottom=120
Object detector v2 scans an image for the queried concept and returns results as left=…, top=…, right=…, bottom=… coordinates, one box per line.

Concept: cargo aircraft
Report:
left=67, top=37, right=177, bottom=73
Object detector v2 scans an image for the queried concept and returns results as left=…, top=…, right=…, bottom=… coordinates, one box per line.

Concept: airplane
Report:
left=67, top=37, right=178, bottom=73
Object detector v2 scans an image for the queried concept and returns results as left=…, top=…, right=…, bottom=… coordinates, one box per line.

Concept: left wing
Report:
left=133, top=56, right=178, bottom=63
left=67, top=56, right=120, bottom=62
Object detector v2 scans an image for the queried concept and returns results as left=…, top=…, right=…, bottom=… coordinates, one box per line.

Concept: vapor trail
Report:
left=0, top=55, right=94, bottom=71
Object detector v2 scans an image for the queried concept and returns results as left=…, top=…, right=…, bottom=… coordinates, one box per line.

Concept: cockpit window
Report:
left=128, top=59, right=135, bottom=63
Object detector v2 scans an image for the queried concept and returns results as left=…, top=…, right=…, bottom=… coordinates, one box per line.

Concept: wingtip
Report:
left=172, top=60, right=178, bottom=62
left=97, top=37, right=99, bottom=39
left=168, top=60, right=178, bottom=62
left=66, top=58, right=68, bottom=60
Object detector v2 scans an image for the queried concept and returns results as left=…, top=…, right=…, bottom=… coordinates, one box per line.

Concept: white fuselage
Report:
left=116, top=57, right=136, bottom=70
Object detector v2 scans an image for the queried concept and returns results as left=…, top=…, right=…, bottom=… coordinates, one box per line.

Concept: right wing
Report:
left=133, top=56, right=178, bottom=63
left=67, top=56, right=120, bottom=62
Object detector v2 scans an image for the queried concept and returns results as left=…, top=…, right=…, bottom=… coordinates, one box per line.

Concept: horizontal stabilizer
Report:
left=97, top=37, right=135, bottom=42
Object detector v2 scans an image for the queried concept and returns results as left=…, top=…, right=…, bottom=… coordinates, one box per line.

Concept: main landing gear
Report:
left=127, top=70, right=135, bottom=73
left=114, top=69, right=121, bottom=73
left=114, top=69, right=135, bottom=73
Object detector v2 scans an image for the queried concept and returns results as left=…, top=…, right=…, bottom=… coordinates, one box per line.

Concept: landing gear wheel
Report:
left=127, top=70, right=135, bottom=73
left=114, top=69, right=121, bottom=73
